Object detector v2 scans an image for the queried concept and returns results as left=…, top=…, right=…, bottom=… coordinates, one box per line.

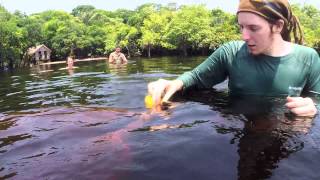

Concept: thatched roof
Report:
left=28, top=44, right=52, bottom=55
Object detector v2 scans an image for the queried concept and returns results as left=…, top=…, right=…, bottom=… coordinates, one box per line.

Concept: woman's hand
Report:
left=147, top=79, right=183, bottom=107
left=285, top=97, right=317, bottom=117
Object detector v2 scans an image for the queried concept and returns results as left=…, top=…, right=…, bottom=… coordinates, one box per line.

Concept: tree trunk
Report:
left=182, top=44, right=188, bottom=56
left=0, top=52, right=2, bottom=69
left=20, top=52, right=27, bottom=67
left=201, top=48, right=207, bottom=56
left=148, top=44, right=151, bottom=58
left=125, top=46, right=131, bottom=58
left=1, top=53, right=4, bottom=69
left=8, top=57, right=13, bottom=70
left=70, top=47, right=74, bottom=56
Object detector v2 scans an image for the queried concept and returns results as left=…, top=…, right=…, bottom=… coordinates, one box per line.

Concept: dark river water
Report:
left=0, top=57, right=320, bottom=180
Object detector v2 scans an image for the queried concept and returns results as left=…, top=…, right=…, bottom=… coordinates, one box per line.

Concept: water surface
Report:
left=0, top=57, right=320, bottom=180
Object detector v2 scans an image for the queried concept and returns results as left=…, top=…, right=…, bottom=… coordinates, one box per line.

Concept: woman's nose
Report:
left=241, top=29, right=250, bottom=41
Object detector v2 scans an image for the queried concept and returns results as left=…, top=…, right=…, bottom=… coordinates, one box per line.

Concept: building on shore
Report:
left=28, top=44, right=52, bottom=64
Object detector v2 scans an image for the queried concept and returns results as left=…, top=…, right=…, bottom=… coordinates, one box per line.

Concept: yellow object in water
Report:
left=144, top=95, right=154, bottom=108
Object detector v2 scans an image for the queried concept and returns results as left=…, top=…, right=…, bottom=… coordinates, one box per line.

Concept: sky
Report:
left=0, top=0, right=319, bottom=15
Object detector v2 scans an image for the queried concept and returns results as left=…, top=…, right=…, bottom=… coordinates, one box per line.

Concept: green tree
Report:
left=291, top=4, right=320, bottom=49
left=113, top=9, right=135, bottom=24
left=86, top=25, right=107, bottom=56
left=0, top=6, right=25, bottom=69
left=204, top=9, right=239, bottom=51
left=0, top=2, right=319, bottom=70
left=39, top=10, right=89, bottom=59
left=104, top=19, right=138, bottom=57
left=140, top=9, right=173, bottom=57
left=165, top=5, right=212, bottom=56
left=71, top=5, right=96, bottom=25
left=127, top=3, right=160, bottom=28
left=14, top=12, right=47, bottom=66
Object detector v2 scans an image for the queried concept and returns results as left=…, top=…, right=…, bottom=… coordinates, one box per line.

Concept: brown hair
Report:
left=237, top=0, right=304, bottom=44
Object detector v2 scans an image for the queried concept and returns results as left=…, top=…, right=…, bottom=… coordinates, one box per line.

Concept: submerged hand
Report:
left=147, top=79, right=183, bottom=106
left=285, top=97, right=317, bottom=117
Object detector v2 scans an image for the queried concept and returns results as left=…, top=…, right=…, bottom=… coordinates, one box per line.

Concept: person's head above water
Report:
left=67, top=56, right=74, bottom=67
left=237, top=0, right=304, bottom=55
left=115, top=47, right=121, bottom=53
left=237, top=0, right=303, bottom=43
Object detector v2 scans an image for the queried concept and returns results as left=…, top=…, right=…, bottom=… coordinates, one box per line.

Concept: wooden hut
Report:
left=28, top=45, right=52, bottom=64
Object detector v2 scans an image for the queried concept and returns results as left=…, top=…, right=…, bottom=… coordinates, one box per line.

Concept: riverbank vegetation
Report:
left=0, top=3, right=319, bottom=69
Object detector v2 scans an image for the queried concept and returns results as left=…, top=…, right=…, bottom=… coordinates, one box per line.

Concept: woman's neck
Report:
left=264, top=36, right=292, bottom=57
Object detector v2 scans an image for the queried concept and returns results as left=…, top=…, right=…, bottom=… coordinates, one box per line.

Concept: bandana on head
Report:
left=237, top=0, right=304, bottom=44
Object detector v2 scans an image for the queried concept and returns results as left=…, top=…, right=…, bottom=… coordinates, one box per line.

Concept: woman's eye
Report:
left=249, top=26, right=260, bottom=32
left=238, top=25, right=244, bottom=31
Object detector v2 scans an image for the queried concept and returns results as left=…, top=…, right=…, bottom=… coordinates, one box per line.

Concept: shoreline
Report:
left=40, top=57, right=107, bottom=65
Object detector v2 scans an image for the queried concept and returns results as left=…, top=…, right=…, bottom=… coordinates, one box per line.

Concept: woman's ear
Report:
left=272, top=19, right=285, bottom=33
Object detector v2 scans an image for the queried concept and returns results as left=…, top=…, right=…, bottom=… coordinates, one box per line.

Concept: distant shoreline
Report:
left=40, top=57, right=107, bottom=65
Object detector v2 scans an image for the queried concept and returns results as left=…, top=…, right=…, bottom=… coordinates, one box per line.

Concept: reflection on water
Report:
left=179, top=89, right=320, bottom=180
left=129, top=120, right=210, bottom=132
left=108, top=62, right=128, bottom=76
left=236, top=112, right=310, bottom=180
left=0, top=57, right=320, bottom=179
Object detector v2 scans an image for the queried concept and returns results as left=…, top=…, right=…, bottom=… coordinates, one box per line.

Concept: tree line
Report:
left=0, top=3, right=319, bottom=70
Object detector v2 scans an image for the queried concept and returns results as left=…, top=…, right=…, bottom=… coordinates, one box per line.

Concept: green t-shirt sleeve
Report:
left=305, top=50, right=320, bottom=92
left=177, top=41, right=238, bottom=90
left=304, top=50, right=320, bottom=109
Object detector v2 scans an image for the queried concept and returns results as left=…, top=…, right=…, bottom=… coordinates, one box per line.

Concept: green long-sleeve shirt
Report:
left=178, top=41, right=320, bottom=96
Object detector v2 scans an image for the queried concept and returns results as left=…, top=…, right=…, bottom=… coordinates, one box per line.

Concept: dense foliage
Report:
left=0, top=3, right=319, bottom=69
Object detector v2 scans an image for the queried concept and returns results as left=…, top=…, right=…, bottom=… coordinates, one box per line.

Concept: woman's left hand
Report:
left=286, top=97, right=317, bottom=117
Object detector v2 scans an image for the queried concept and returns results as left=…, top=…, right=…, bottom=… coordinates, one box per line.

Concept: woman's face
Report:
left=67, top=57, right=74, bottom=66
left=238, top=12, right=275, bottom=55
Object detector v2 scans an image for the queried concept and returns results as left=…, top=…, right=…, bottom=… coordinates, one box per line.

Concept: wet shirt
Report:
left=177, top=41, right=320, bottom=96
